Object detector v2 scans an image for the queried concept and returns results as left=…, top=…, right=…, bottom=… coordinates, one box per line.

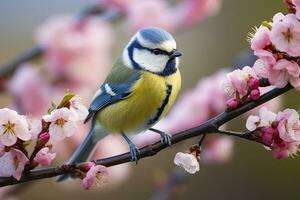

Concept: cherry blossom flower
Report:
left=201, top=136, right=234, bottom=164
left=82, top=164, right=108, bottom=190
left=246, top=107, right=277, bottom=131
left=0, top=108, right=31, bottom=146
left=225, top=66, right=258, bottom=97
left=42, top=108, right=77, bottom=141
left=0, top=149, right=29, bottom=180
left=251, top=25, right=271, bottom=52
left=36, top=16, right=113, bottom=87
left=276, top=108, right=300, bottom=142
left=127, top=0, right=174, bottom=31
left=69, top=96, right=89, bottom=121
left=8, top=64, right=51, bottom=116
left=174, top=0, right=222, bottom=27
left=292, top=0, right=300, bottom=19
left=270, top=13, right=300, bottom=57
left=27, top=118, right=42, bottom=139
left=33, top=147, right=56, bottom=166
left=271, top=141, right=300, bottom=160
left=174, top=152, right=199, bottom=174
left=268, top=59, right=300, bottom=90
left=246, top=115, right=260, bottom=131
left=100, top=0, right=134, bottom=11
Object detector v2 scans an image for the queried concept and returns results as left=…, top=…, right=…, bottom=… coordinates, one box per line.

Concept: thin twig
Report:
left=216, top=129, right=269, bottom=147
left=0, top=84, right=293, bottom=187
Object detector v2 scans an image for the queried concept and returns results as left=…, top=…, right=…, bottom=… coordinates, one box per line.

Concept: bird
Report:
left=57, top=27, right=182, bottom=181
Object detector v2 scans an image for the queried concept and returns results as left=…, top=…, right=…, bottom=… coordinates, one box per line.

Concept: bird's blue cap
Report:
left=139, top=27, right=175, bottom=44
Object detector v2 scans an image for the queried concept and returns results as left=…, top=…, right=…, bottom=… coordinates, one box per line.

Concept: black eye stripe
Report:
left=150, top=48, right=169, bottom=55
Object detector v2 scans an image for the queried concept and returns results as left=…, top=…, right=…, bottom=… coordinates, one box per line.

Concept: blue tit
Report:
left=58, top=27, right=182, bottom=182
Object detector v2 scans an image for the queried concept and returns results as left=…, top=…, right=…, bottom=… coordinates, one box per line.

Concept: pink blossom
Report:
left=201, top=136, right=234, bottom=164
left=225, top=66, right=258, bottom=97
left=271, top=141, right=299, bottom=160
left=246, top=115, right=260, bottom=131
left=27, top=118, right=42, bottom=139
left=0, top=108, right=31, bottom=146
left=91, top=135, right=131, bottom=187
left=33, top=147, right=56, bottom=166
left=42, top=108, right=77, bottom=141
left=38, top=132, right=50, bottom=143
left=99, top=0, right=134, bottom=11
left=174, top=0, right=222, bottom=27
left=127, top=0, right=174, bottom=31
left=251, top=25, right=271, bottom=51
left=82, top=164, right=108, bottom=190
left=226, top=98, right=238, bottom=110
left=174, top=152, right=199, bottom=174
left=69, top=96, right=89, bottom=121
left=246, top=107, right=277, bottom=131
left=0, top=149, right=29, bottom=180
left=292, top=0, right=300, bottom=19
left=253, top=59, right=269, bottom=78
left=250, top=89, right=260, bottom=100
left=36, top=16, right=113, bottom=87
left=268, top=59, right=300, bottom=90
left=8, top=64, right=51, bottom=116
left=248, top=85, right=283, bottom=116
left=261, top=127, right=277, bottom=146
left=276, top=108, right=300, bottom=142
left=270, top=13, right=300, bottom=57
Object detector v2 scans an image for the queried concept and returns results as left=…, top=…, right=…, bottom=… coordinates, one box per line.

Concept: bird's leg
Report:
left=121, top=133, right=140, bottom=164
left=149, top=128, right=172, bottom=146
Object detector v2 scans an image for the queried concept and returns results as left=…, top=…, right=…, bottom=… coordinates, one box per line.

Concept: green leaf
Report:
left=58, top=92, right=75, bottom=108
left=47, top=101, right=57, bottom=114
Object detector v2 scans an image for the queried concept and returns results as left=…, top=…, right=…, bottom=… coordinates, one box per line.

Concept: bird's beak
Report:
left=169, top=50, right=182, bottom=59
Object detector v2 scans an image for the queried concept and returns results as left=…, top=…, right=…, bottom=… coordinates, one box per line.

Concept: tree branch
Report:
left=0, top=84, right=293, bottom=187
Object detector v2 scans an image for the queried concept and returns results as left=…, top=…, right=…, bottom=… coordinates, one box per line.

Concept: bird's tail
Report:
left=57, top=118, right=108, bottom=182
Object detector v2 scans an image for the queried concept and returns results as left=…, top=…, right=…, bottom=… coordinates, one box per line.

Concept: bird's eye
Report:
left=152, top=49, right=162, bottom=55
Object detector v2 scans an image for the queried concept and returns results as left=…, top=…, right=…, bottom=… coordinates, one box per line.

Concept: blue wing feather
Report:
left=84, top=72, right=140, bottom=123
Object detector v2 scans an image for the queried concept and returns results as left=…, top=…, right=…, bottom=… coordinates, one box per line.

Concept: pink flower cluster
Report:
left=0, top=94, right=88, bottom=180
left=246, top=107, right=300, bottom=159
left=224, top=66, right=260, bottom=110
left=36, top=16, right=113, bottom=87
left=100, top=0, right=223, bottom=31
left=82, top=162, right=109, bottom=190
left=251, top=10, right=300, bottom=90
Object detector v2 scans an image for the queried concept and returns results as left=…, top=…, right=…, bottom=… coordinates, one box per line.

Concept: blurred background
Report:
left=1, top=0, right=300, bottom=200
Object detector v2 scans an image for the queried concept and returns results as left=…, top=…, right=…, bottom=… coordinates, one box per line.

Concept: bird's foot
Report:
left=149, top=128, right=172, bottom=147
left=128, top=143, right=140, bottom=164
left=160, top=132, right=172, bottom=146
left=122, top=133, right=140, bottom=164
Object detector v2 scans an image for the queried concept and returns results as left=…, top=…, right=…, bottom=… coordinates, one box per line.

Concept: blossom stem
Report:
left=216, top=129, right=269, bottom=147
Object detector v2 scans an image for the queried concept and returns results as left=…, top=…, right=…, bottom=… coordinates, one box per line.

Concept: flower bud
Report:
left=250, top=89, right=260, bottom=100
left=249, top=78, right=259, bottom=89
left=226, top=98, right=238, bottom=110
left=38, top=132, right=50, bottom=143
left=261, top=127, right=275, bottom=145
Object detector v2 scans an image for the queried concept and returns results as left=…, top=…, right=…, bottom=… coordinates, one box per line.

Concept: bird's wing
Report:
left=84, top=59, right=140, bottom=123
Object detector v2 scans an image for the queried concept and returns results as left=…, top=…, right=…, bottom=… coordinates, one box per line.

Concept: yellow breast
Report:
left=97, top=70, right=181, bottom=133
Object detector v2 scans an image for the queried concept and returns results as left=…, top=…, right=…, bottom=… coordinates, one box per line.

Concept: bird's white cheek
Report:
left=133, top=49, right=168, bottom=73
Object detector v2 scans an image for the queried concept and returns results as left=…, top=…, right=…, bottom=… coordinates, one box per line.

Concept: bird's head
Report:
left=122, top=27, right=182, bottom=76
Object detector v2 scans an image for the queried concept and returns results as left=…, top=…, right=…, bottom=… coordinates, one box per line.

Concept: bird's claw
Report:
left=129, top=144, right=140, bottom=164
left=160, top=132, right=172, bottom=147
